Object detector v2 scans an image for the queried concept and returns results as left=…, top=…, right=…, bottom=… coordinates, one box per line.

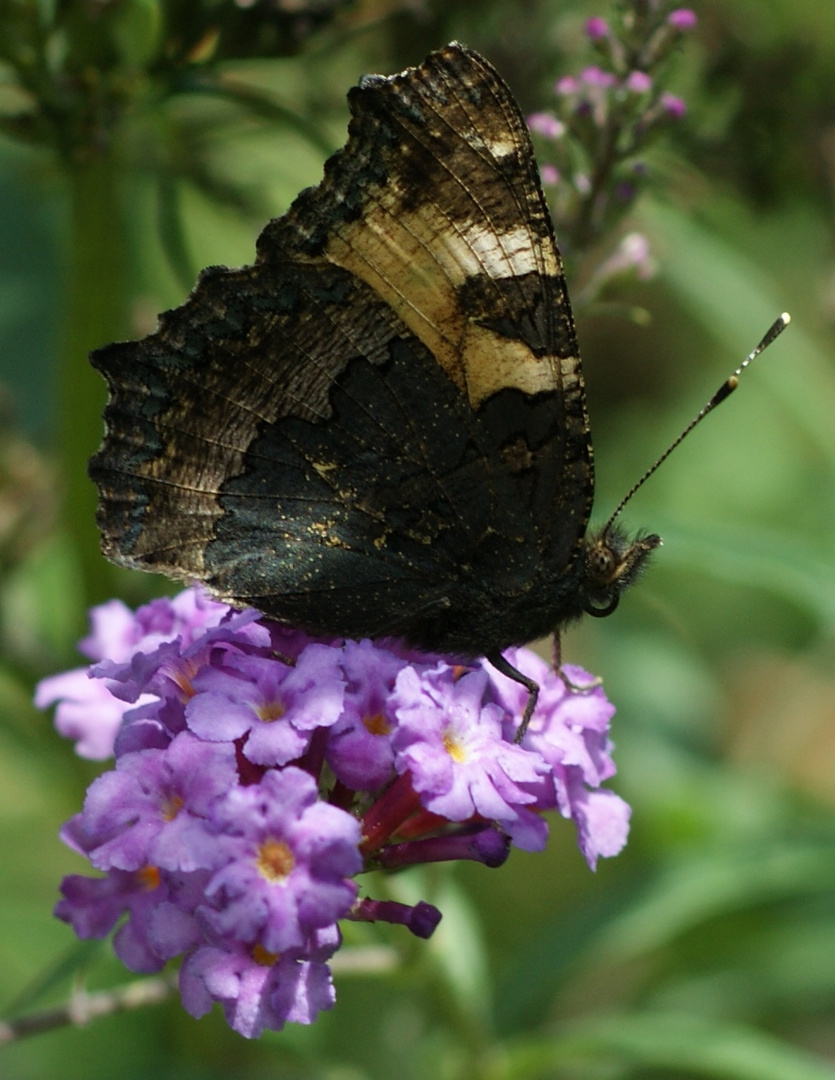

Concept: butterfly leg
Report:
left=486, top=651, right=539, bottom=742
left=552, top=633, right=603, bottom=691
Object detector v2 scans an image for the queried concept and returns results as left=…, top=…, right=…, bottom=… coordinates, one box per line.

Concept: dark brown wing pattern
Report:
left=89, top=43, right=595, bottom=657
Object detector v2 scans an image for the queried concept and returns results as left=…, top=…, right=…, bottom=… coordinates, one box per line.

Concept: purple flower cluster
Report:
left=36, top=587, right=630, bottom=1037
left=528, top=1, right=696, bottom=263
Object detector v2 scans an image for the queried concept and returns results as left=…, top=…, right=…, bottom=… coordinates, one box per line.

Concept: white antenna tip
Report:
left=600, top=311, right=791, bottom=533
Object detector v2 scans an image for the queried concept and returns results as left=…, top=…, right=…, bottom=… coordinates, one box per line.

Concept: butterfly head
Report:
left=581, top=527, right=662, bottom=618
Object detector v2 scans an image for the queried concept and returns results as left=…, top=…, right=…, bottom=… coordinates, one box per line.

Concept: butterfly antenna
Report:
left=602, top=312, right=791, bottom=536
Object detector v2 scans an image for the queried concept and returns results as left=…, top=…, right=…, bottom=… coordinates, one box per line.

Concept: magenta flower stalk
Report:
left=528, top=0, right=694, bottom=258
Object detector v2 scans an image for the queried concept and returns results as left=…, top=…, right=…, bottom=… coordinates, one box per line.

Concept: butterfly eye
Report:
left=581, top=539, right=620, bottom=618
left=587, top=542, right=617, bottom=585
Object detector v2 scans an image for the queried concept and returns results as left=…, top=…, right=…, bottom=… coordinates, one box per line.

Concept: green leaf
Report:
left=494, top=1014, right=835, bottom=1080
left=111, top=0, right=161, bottom=70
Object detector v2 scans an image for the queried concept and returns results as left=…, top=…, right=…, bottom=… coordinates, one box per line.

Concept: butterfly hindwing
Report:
left=90, top=43, right=595, bottom=656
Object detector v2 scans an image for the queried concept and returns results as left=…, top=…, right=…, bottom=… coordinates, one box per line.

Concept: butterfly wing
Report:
left=89, top=43, right=594, bottom=655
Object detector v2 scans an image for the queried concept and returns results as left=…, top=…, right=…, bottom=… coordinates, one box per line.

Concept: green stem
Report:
left=61, top=147, right=129, bottom=615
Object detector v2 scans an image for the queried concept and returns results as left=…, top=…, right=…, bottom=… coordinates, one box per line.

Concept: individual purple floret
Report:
left=585, top=16, right=610, bottom=41
left=488, top=649, right=631, bottom=870
left=180, top=924, right=341, bottom=1038
left=668, top=8, right=697, bottom=30
left=325, top=638, right=405, bottom=789
left=199, top=767, right=361, bottom=953
left=64, top=731, right=238, bottom=873
left=34, top=590, right=234, bottom=759
left=661, top=91, right=687, bottom=119
left=186, top=645, right=345, bottom=765
left=390, top=664, right=551, bottom=849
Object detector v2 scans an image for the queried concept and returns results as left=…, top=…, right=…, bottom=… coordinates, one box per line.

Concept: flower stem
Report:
left=61, top=148, right=130, bottom=614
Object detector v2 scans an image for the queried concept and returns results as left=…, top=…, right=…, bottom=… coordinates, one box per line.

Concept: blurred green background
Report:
left=2, top=0, right=835, bottom=1077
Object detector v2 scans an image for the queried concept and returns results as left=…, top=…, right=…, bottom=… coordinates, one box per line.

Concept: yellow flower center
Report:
left=257, top=700, right=286, bottom=722
left=256, top=838, right=295, bottom=883
left=443, top=728, right=467, bottom=763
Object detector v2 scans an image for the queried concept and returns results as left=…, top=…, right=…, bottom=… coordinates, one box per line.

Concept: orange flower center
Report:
left=251, top=943, right=280, bottom=966
left=167, top=657, right=202, bottom=701
left=161, top=793, right=184, bottom=821
left=363, top=711, right=392, bottom=736
left=137, top=865, right=161, bottom=890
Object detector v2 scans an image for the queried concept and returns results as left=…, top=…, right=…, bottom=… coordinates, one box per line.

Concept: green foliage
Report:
left=1, top=0, right=835, bottom=1077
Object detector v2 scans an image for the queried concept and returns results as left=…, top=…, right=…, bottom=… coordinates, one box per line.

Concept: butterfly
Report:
left=89, top=42, right=660, bottom=724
